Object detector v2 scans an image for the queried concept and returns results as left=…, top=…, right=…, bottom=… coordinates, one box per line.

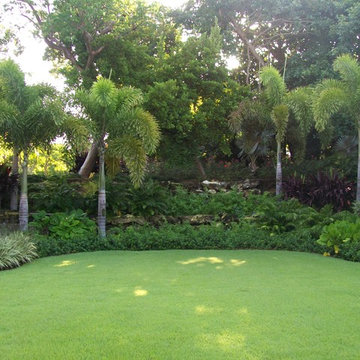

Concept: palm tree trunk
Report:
left=10, top=147, right=19, bottom=211
left=357, top=123, right=360, bottom=202
left=78, top=142, right=98, bottom=178
left=19, top=149, right=29, bottom=231
left=195, top=156, right=206, bottom=178
left=97, top=141, right=106, bottom=237
left=276, top=140, right=282, bottom=196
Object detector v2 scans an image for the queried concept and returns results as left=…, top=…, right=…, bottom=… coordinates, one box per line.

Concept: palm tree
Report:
left=76, top=78, right=160, bottom=237
left=312, top=54, right=360, bottom=201
left=0, top=59, right=26, bottom=210
left=260, top=67, right=314, bottom=195
left=229, top=98, right=274, bottom=173
left=0, top=60, right=64, bottom=230
left=260, top=67, right=289, bottom=195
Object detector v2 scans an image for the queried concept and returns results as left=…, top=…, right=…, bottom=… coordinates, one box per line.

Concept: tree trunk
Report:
left=19, top=150, right=29, bottom=231
left=357, top=123, right=360, bottom=202
left=97, top=141, right=106, bottom=237
left=10, top=147, right=19, bottom=211
left=78, top=142, right=98, bottom=178
left=276, top=140, right=282, bottom=196
left=195, top=156, right=206, bottom=178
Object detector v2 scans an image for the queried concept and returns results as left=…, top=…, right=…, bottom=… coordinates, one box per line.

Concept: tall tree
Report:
left=76, top=78, right=160, bottom=237
left=0, top=59, right=64, bottom=230
left=145, top=23, right=247, bottom=169
left=260, top=67, right=288, bottom=195
left=7, top=0, right=172, bottom=177
left=312, top=54, right=360, bottom=202
left=260, top=67, right=314, bottom=194
left=0, top=59, right=26, bottom=210
left=179, top=0, right=360, bottom=88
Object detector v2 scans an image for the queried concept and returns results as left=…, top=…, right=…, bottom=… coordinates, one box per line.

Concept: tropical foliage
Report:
left=0, top=59, right=65, bottom=230
left=76, top=78, right=160, bottom=236
left=0, top=231, right=37, bottom=270
left=312, top=54, right=360, bottom=201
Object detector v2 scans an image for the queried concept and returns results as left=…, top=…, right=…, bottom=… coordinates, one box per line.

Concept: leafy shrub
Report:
left=283, top=171, right=355, bottom=212
left=317, top=220, right=360, bottom=255
left=166, top=187, right=249, bottom=217
left=33, top=234, right=110, bottom=257
left=251, top=195, right=333, bottom=234
left=0, top=232, right=37, bottom=270
left=28, top=175, right=93, bottom=213
left=30, top=210, right=97, bottom=240
left=127, top=179, right=169, bottom=217
left=34, top=221, right=323, bottom=257
left=352, top=201, right=360, bottom=216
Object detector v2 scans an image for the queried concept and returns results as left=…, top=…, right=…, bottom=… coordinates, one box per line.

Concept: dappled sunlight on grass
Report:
left=236, top=307, right=249, bottom=315
left=230, top=259, right=246, bottom=266
left=178, top=257, right=246, bottom=268
left=199, top=331, right=245, bottom=351
left=54, top=260, right=76, bottom=267
left=195, top=305, right=222, bottom=315
left=178, top=256, right=224, bottom=265
left=134, top=287, right=148, bottom=297
left=3, top=251, right=360, bottom=359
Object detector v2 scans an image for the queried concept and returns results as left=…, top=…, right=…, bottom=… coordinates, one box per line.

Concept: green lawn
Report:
left=1, top=250, right=360, bottom=359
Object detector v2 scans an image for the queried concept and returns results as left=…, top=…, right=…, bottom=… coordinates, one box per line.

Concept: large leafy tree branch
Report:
left=11, top=0, right=119, bottom=73
left=180, top=0, right=360, bottom=88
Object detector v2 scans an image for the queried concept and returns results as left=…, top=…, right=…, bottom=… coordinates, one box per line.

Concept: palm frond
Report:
left=116, top=86, right=144, bottom=111
left=90, top=78, right=117, bottom=108
left=123, top=108, right=160, bottom=154
left=271, top=104, right=289, bottom=142
left=286, top=86, right=314, bottom=134
left=108, top=136, right=147, bottom=187
left=333, top=54, right=360, bottom=93
left=312, top=86, right=348, bottom=132
left=313, top=79, right=345, bottom=94
left=61, top=115, right=92, bottom=152
left=260, top=66, right=286, bottom=107
left=335, top=135, right=358, bottom=154
left=0, top=59, right=26, bottom=109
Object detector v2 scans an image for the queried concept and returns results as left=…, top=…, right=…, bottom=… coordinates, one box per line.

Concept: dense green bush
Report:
left=30, top=210, right=96, bottom=238
left=34, top=221, right=324, bottom=258
left=252, top=197, right=334, bottom=233
left=0, top=232, right=37, bottom=270
left=28, top=175, right=95, bottom=213
left=24, top=179, right=360, bottom=263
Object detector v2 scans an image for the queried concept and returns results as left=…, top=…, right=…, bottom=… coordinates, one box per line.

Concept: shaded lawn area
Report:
left=1, top=250, right=360, bottom=359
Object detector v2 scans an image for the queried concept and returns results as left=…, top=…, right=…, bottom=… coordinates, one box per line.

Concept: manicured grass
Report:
left=1, top=250, right=360, bottom=359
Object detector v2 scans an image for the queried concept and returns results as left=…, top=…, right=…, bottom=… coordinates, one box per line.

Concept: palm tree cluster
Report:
left=0, top=60, right=64, bottom=230
left=0, top=61, right=160, bottom=236
left=1, top=54, right=359, bottom=234
left=230, top=54, right=360, bottom=199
